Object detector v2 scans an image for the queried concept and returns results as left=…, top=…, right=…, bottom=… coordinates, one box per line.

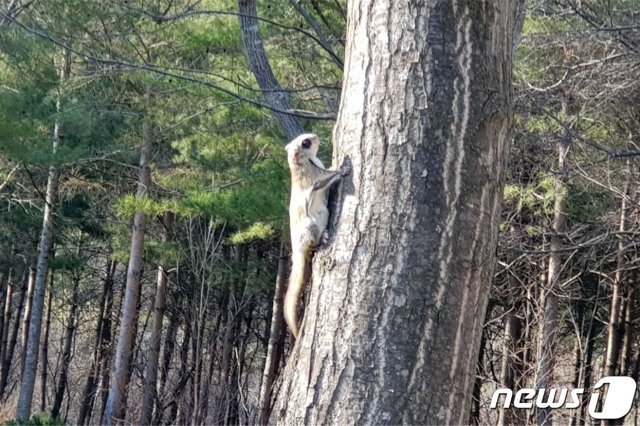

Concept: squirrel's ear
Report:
left=285, top=142, right=292, bottom=151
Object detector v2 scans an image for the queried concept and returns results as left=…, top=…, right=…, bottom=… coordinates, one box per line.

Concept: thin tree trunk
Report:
left=51, top=271, right=80, bottom=419
left=102, top=140, right=151, bottom=425
left=498, top=310, right=525, bottom=426
left=620, top=279, right=635, bottom=375
left=190, top=294, right=208, bottom=426
left=287, top=0, right=343, bottom=69
left=166, top=325, right=191, bottom=426
left=77, top=258, right=115, bottom=425
left=0, top=270, right=14, bottom=398
left=0, top=273, right=7, bottom=379
left=0, top=272, right=26, bottom=398
left=535, top=111, right=570, bottom=426
left=574, top=311, right=597, bottom=426
left=15, top=50, right=69, bottom=421
left=196, top=311, right=221, bottom=425
left=96, top=265, right=117, bottom=423
left=19, top=267, right=35, bottom=377
left=237, top=0, right=304, bottom=141
left=273, top=1, right=515, bottom=423
left=39, top=271, right=53, bottom=411
left=152, top=304, right=180, bottom=425
left=604, top=172, right=630, bottom=379
left=139, top=211, right=174, bottom=425
left=220, top=249, right=240, bottom=426
left=258, top=241, right=288, bottom=425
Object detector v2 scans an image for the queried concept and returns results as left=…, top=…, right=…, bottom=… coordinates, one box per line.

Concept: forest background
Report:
left=0, top=0, right=639, bottom=425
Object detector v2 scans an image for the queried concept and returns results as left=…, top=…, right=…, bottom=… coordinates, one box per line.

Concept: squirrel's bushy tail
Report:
left=284, top=250, right=309, bottom=340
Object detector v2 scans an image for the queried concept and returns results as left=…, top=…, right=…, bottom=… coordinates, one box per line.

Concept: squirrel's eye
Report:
left=301, top=139, right=312, bottom=149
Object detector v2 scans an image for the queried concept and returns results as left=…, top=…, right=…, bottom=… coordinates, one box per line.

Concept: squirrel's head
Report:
left=285, top=133, right=320, bottom=165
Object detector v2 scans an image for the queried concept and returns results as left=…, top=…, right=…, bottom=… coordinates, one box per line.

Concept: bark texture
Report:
left=273, top=1, right=514, bottom=424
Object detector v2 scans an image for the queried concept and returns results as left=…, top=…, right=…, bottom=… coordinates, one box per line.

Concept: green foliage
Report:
left=4, top=412, right=64, bottom=426
left=521, top=15, right=574, bottom=36
left=228, top=222, right=276, bottom=244
left=503, top=175, right=556, bottom=218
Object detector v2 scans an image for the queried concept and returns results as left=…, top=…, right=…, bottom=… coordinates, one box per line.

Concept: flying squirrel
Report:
left=284, top=133, right=351, bottom=339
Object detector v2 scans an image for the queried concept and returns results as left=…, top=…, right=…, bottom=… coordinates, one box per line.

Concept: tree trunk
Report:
left=0, top=272, right=26, bottom=398
left=96, top=265, right=117, bottom=423
left=498, top=310, right=525, bottom=426
left=604, top=172, right=630, bottom=379
left=237, top=0, right=304, bottom=140
left=165, top=324, right=191, bottom=426
left=139, top=211, right=174, bottom=425
left=101, top=140, right=151, bottom=425
left=620, top=278, right=635, bottom=375
left=535, top=111, right=570, bottom=426
left=0, top=270, right=15, bottom=398
left=152, top=304, right=180, bottom=425
left=15, top=51, right=69, bottom=421
left=51, top=271, right=80, bottom=419
left=77, top=258, right=115, bottom=425
left=0, top=271, right=14, bottom=380
left=39, top=271, right=53, bottom=411
left=470, top=303, right=493, bottom=425
left=581, top=321, right=596, bottom=425
left=19, top=267, right=35, bottom=377
left=273, top=1, right=515, bottom=424
left=220, top=256, right=239, bottom=426
left=258, top=242, right=287, bottom=425
left=0, top=269, right=6, bottom=378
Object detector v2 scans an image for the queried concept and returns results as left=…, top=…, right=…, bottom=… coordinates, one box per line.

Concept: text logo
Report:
left=490, top=376, right=637, bottom=420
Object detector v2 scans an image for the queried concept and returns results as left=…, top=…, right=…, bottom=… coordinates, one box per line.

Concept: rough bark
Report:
left=470, top=304, right=493, bottom=425
left=534, top=112, right=570, bottom=426
left=101, top=141, right=151, bottom=425
left=258, top=242, right=287, bottom=425
left=273, top=1, right=515, bottom=424
left=15, top=51, right=69, bottom=421
left=237, top=0, right=304, bottom=141
left=139, top=211, right=174, bottom=425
